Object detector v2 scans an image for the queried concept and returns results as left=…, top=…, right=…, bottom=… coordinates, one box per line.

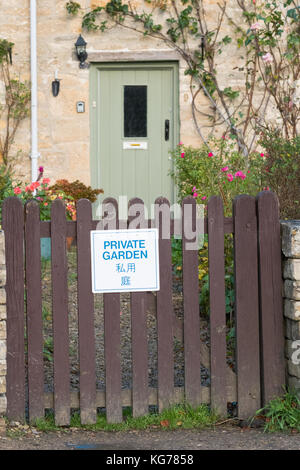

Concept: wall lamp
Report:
left=75, top=34, right=89, bottom=69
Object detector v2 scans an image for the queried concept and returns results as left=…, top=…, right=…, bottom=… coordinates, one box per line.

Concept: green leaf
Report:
left=287, top=7, right=300, bottom=20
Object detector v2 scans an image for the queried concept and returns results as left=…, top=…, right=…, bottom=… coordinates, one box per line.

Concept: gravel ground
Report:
left=0, top=426, right=300, bottom=450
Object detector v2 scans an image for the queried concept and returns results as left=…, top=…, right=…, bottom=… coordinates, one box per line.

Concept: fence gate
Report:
left=2, top=192, right=285, bottom=425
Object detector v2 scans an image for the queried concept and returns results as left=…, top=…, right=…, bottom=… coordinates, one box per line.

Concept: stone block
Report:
left=0, top=267, right=6, bottom=287
left=0, top=361, right=6, bottom=376
left=0, top=340, right=6, bottom=362
left=0, top=396, right=7, bottom=415
left=0, top=377, right=5, bottom=395
left=0, top=322, right=6, bottom=341
left=281, top=221, right=300, bottom=258
left=0, top=305, right=6, bottom=321
left=287, top=359, right=300, bottom=379
left=284, top=280, right=300, bottom=300
left=0, top=233, right=5, bottom=265
left=284, top=299, right=300, bottom=321
left=288, top=376, right=300, bottom=397
left=285, top=339, right=300, bottom=362
left=0, top=288, right=6, bottom=305
left=284, top=259, right=300, bottom=280
left=286, top=318, right=300, bottom=340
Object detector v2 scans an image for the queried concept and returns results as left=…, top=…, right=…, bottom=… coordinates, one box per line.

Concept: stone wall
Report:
left=0, top=0, right=265, bottom=186
left=0, top=232, right=6, bottom=415
left=282, top=221, right=300, bottom=397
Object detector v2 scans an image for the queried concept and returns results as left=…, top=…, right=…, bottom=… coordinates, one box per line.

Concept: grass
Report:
left=254, top=388, right=300, bottom=433
left=31, top=403, right=220, bottom=433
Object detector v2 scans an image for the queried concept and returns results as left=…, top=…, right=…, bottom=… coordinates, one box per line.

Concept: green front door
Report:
left=90, top=62, right=179, bottom=216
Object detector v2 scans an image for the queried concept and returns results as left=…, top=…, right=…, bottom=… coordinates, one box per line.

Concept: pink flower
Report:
left=221, top=166, right=229, bottom=172
left=235, top=171, right=246, bottom=180
left=192, top=186, right=197, bottom=191
left=38, top=166, right=44, bottom=173
left=250, top=22, right=261, bottom=31
left=25, top=185, right=31, bottom=193
left=263, top=186, right=270, bottom=191
left=193, top=192, right=198, bottom=198
left=13, top=187, right=21, bottom=195
left=201, top=196, right=207, bottom=200
left=42, top=178, right=50, bottom=185
left=262, top=52, right=273, bottom=64
left=208, top=152, right=214, bottom=157
left=181, top=152, right=185, bottom=158
left=178, top=141, right=183, bottom=146
left=227, top=173, right=234, bottom=182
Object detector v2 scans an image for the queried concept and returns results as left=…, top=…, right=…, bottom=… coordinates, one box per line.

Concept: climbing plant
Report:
left=66, top=0, right=299, bottom=156
left=0, top=39, right=31, bottom=168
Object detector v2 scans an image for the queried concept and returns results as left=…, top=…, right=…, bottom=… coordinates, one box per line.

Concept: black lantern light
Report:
left=75, top=34, right=89, bottom=69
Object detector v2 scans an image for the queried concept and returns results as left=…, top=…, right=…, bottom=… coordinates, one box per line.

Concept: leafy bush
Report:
left=258, top=133, right=300, bottom=219
left=170, top=137, right=264, bottom=330
left=170, top=137, right=264, bottom=216
left=0, top=166, right=15, bottom=220
left=0, top=167, right=103, bottom=222
left=49, top=179, right=103, bottom=204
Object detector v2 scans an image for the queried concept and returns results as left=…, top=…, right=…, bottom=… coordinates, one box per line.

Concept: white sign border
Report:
left=90, top=228, right=160, bottom=294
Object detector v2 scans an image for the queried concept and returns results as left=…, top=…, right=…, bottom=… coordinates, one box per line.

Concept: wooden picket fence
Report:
left=2, top=192, right=285, bottom=425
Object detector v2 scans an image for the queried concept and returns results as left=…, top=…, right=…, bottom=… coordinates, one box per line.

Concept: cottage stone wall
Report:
left=0, top=232, right=6, bottom=415
left=282, top=221, right=300, bottom=397
left=0, top=0, right=264, bottom=187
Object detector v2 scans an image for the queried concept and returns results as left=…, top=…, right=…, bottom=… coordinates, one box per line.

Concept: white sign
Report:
left=91, top=228, right=160, bottom=293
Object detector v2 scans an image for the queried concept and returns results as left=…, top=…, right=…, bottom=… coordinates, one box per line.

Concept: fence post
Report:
left=0, top=230, right=7, bottom=417
left=208, top=195, right=227, bottom=416
left=2, top=197, right=25, bottom=422
left=155, top=197, right=174, bottom=412
left=102, top=198, right=122, bottom=424
left=129, top=198, right=149, bottom=417
left=77, top=199, right=97, bottom=424
left=256, top=192, right=285, bottom=405
left=25, top=201, right=44, bottom=422
left=51, top=199, right=70, bottom=426
left=281, top=220, right=300, bottom=397
left=233, top=195, right=261, bottom=419
left=182, top=196, right=201, bottom=407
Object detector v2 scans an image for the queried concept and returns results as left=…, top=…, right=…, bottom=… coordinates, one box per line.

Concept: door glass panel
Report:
left=124, top=85, right=147, bottom=137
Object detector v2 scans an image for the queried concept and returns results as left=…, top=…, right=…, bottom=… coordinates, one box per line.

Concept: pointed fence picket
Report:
left=2, top=192, right=285, bottom=424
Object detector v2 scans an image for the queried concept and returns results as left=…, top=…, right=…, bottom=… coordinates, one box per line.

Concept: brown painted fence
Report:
left=2, top=192, right=285, bottom=425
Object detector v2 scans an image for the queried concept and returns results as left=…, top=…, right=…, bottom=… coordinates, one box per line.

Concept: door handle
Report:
left=165, top=119, right=170, bottom=141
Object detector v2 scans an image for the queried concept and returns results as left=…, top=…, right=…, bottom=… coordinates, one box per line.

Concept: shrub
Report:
left=258, top=133, right=300, bottom=219
left=0, top=169, right=104, bottom=222
left=48, top=179, right=103, bottom=204
left=0, top=166, right=15, bottom=220
left=170, top=137, right=264, bottom=216
left=170, top=137, right=264, bottom=327
left=11, top=177, right=76, bottom=221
